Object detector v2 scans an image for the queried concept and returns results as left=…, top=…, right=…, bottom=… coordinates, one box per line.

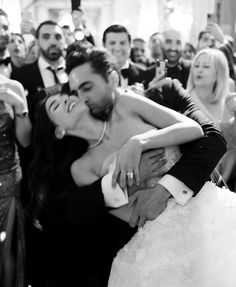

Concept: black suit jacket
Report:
left=11, top=61, right=47, bottom=207
left=144, top=57, right=191, bottom=89
left=11, top=60, right=46, bottom=122
left=123, top=61, right=147, bottom=86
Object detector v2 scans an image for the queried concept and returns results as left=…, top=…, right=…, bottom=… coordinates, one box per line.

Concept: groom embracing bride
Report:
left=29, top=47, right=227, bottom=287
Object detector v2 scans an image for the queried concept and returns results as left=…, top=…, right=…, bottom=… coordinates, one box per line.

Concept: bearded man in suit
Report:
left=11, top=20, right=67, bottom=122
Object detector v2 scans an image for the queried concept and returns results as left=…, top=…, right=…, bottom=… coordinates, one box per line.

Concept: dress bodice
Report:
left=0, top=101, right=19, bottom=174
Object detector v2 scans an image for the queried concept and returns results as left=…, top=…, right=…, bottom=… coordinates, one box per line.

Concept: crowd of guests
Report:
left=0, top=3, right=236, bottom=287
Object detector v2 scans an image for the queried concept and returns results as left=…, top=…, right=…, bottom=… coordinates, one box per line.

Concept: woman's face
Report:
left=183, top=44, right=195, bottom=60
left=25, top=44, right=39, bottom=64
left=7, top=34, right=26, bottom=58
left=192, top=53, right=216, bottom=88
left=45, top=94, right=89, bottom=130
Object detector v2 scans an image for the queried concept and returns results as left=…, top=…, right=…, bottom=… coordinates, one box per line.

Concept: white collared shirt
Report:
left=38, top=56, right=68, bottom=88
left=101, top=170, right=193, bottom=208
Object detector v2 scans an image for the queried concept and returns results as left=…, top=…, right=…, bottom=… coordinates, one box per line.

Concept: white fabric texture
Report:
left=108, top=182, right=236, bottom=287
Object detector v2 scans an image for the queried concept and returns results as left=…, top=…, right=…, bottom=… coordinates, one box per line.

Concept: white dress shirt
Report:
left=101, top=167, right=193, bottom=208
left=38, top=56, right=68, bottom=87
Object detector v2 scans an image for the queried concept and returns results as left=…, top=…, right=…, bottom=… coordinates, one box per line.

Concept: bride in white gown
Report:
left=108, top=182, right=236, bottom=287
left=41, top=81, right=236, bottom=287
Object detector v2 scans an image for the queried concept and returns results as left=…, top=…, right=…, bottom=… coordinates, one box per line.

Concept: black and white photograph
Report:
left=0, top=0, right=236, bottom=286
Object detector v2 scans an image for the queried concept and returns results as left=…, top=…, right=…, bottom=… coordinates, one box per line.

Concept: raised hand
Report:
left=205, top=22, right=224, bottom=43
left=0, top=83, right=27, bottom=113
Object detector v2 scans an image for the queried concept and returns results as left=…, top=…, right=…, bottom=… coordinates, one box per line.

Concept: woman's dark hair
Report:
left=28, top=95, right=88, bottom=220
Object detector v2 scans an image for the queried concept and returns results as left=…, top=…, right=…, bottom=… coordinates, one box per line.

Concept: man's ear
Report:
left=108, top=70, right=119, bottom=88
left=55, top=126, right=66, bottom=139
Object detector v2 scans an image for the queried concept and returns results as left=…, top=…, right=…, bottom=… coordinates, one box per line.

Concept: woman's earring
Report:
left=55, top=127, right=66, bottom=139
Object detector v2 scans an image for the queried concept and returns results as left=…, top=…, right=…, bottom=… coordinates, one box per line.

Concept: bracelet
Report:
left=15, top=110, right=29, bottom=118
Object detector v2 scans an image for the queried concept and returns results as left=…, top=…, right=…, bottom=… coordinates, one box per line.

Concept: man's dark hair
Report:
left=35, top=20, right=61, bottom=39
left=102, top=24, right=131, bottom=45
left=65, top=41, right=92, bottom=59
left=0, top=8, right=8, bottom=19
left=66, top=47, right=119, bottom=82
left=133, top=37, right=145, bottom=44
left=149, top=32, right=163, bottom=42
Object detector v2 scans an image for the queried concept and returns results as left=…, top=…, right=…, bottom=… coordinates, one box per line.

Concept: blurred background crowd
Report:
left=1, top=0, right=236, bottom=286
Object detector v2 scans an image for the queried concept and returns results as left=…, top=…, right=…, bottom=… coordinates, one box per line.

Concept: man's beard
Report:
left=0, top=36, right=9, bottom=54
left=0, top=45, right=7, bottom=54
left=164, top=49, right=181, bottom=64
left=40, top=46, right=62, bottom=61
left=90, top=103, right=114, bottom=121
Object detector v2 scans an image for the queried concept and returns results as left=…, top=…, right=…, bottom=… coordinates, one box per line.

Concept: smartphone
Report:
left=207, top=13, right=216, bottom=23
left=156, top=59, right=167, bottom=77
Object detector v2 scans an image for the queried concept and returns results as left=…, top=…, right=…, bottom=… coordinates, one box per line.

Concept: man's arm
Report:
left=146, top=79, right=227, bottom=194
left=52, top=149, right=166, bottom=226
left=129, top=79, right=226, bottom=227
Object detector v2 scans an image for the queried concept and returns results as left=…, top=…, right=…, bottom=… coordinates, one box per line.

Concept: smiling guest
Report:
left=145, top=28, right=191, bottom=89
left=102, top=24, right=146, bottom=88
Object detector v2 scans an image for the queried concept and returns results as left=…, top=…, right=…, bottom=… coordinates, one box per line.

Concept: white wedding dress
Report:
left=108, top=149, right=236, bottom=287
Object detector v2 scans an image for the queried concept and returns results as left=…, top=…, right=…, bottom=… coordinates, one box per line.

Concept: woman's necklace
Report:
left=89, top=121, right=107, bottom=149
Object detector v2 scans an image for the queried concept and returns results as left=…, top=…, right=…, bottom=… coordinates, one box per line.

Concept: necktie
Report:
left=121, top=68, right=129, bottom=79
left=0, top=57, right=11, bottom=66
left=47, top=66, right=63, bottom=84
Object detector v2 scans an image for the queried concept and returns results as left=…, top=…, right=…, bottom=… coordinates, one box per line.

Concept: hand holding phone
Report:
left=155, top=59, right=167, bottom=78
left=207, top=13, right=216, bottom=23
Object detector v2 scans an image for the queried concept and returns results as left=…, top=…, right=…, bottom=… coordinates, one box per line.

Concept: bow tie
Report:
left=0, top=57, right=10, bottom=66
left=121, top=68, right=129, bottom=79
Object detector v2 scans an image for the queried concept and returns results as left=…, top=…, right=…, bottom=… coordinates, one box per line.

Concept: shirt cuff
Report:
left=158, top=174, right=193, bottom=206
left=101, top=171, right=129, bottom=208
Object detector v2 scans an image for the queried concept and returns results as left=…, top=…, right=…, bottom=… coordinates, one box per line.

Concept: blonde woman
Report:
left=187, top=48, right=230, bottom=129
left=187, top=48, right=236, bottom=185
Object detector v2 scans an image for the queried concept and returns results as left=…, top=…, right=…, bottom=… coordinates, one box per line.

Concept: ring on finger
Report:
left=127, top=171, right=134, bottom=179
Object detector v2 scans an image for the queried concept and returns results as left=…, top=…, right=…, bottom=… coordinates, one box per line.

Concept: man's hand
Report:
left=127, top=148, right=167, bottom=196
left=206, top=22, right=224, bottom=43
left=129, top=183, right=171, bottom=227
left=148, top=76, right=172, bottom=90
left=139, top=148, right=167, bottom=183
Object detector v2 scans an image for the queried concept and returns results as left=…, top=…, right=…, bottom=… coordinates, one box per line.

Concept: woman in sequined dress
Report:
left=0, top=74, right=31, bottom=287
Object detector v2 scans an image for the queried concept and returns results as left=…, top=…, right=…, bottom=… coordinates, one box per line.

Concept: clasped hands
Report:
left=112, top=142, right=171, bottom=227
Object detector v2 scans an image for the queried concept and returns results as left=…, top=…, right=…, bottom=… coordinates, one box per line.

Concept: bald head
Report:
left=163, top=29, right=183, bottom=66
